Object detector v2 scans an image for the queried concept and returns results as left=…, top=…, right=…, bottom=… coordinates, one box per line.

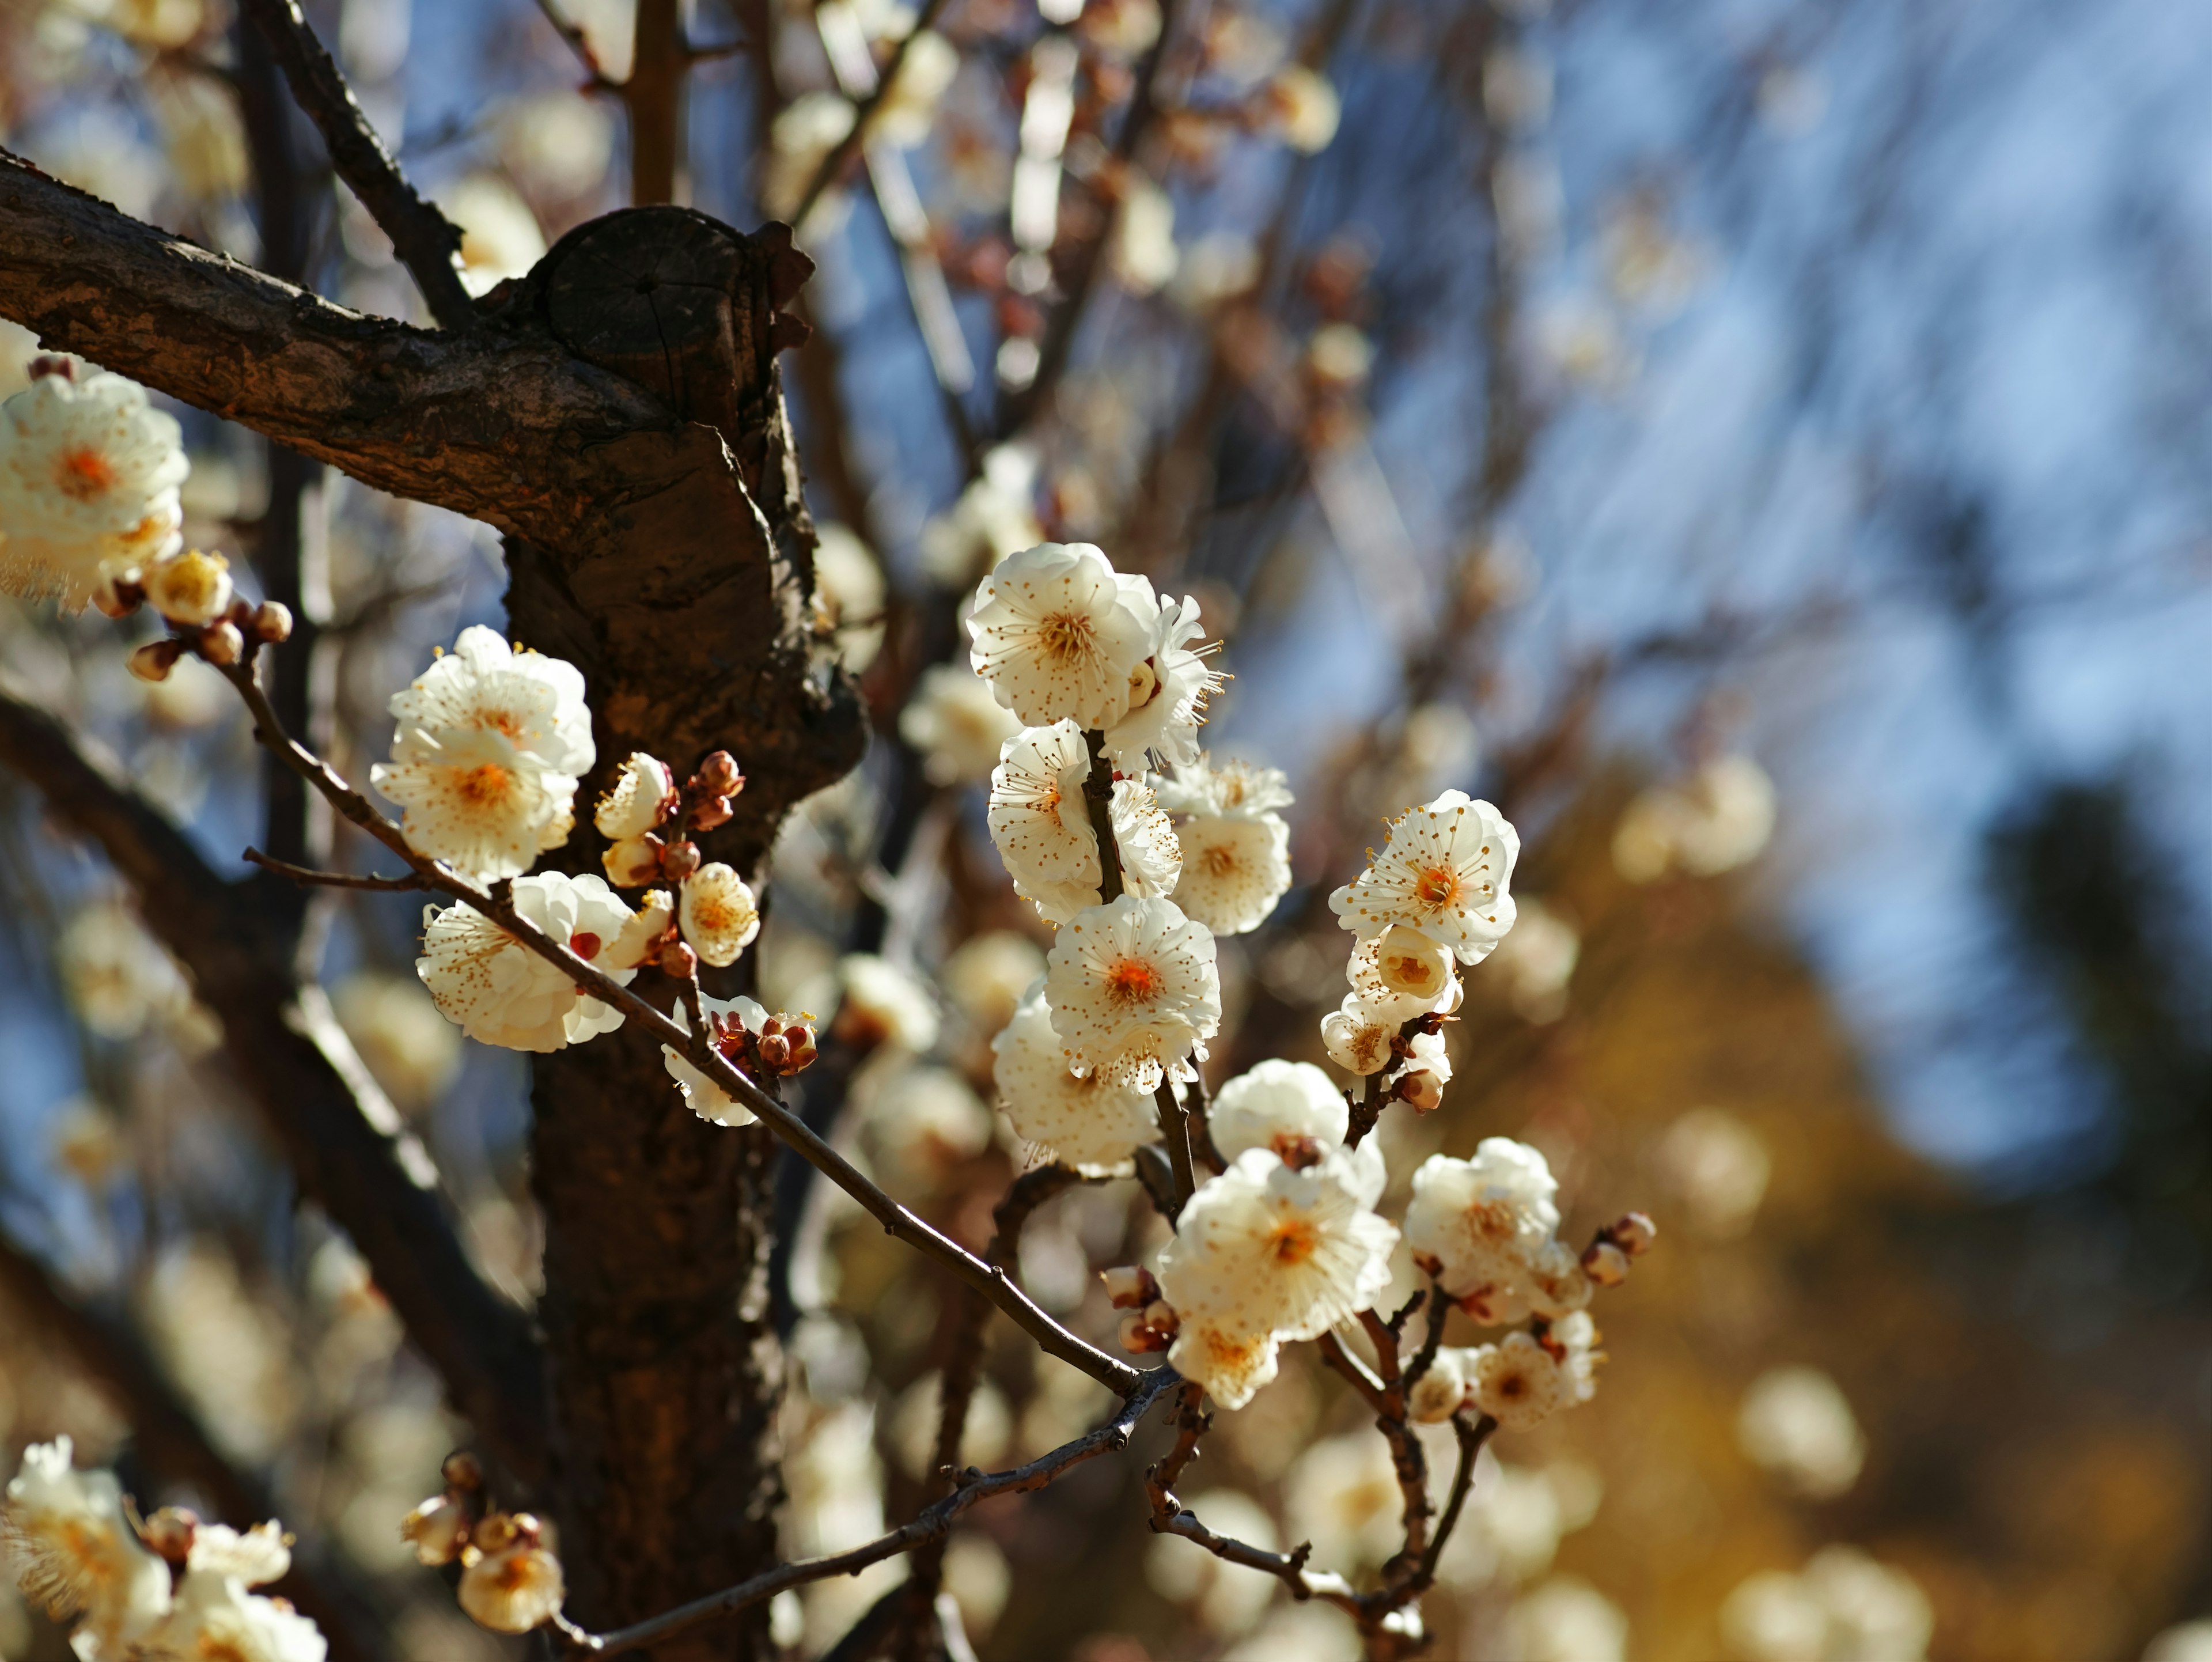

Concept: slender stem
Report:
left=1411, top=1414, right=1495, bottom=1592
left=218, top=653, right=1143, bottom=1398
left=1153, top=1080, right=1195, bottom=1210
left=790, top=0, right=957, bottom=228
left=1081, top=728, right=1123, bottom=903
left=560, top=1368, right=1182, bottom=1657
left=245, top=847, right=425, bottom=891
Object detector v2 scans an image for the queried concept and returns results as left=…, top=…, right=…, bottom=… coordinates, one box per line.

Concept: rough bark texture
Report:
left=505, top=207, right=862, bottom=1656
left=0, top=163, right=868, bottom=1652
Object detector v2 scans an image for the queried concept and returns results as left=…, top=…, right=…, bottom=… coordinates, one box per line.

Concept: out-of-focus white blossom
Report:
left=2145, top=1623, right=2212, bottom=1662
left=332, top=971, right=464, bottom=1113
left=1737, top=1366, right=1866, bottom=1500
left=457, top=1535, right=565, bottom=1635
left=1658, top=1107, right=1772, bottom=1239
left=1285, top=1432, right=1403, bottom=1569
left=0, top=368, right=187, bottom=607
left=812, top=523, right=887, bottom=673
left=920, top=445, right=1043, bottom=588
left=1487, top=895, right=1579, bottom=1023
left=664, top=994, right=768, bottom=1127
left=1407, top=1347, right=1472, bottom=1423
left=1512, top=1577, right=1628, bottom=1662
left=58, top=899, right=195, bottom=1039
left=445, top=174, right=547, bottom=296
left=944, top=930, right=1046, bottom=1033
left=371, top=626, right=593, bottom=880
left=966, top=543, right=1157, bottom=730
left=680, top=864, right=762, bottom=968
left=839, top=953, right=938, bottom=1051
left=2, top=1437, right=170, bottom=1661
left=1110, top=179, right=1179, bottom=295
left=1207, top=1058, right=1349, bottom=1163
left=992, top=981, right=1158, bottom=1168
left=1613, top=754, right=1777, bottom=881
left=138, top=1558, right=327, bottom=1662
left=1259, top=65, right=1340, bottom=152
left=499, top=91, right=615, bottom=198
left=900, top=664, right=1021, bottom=786
left=862, top=1063, right=994, bottom=1188
left=870, top=31, right=959, bottom=146
left=764, top=93, right=858, bottom=220
left=1044, top=894, right=1219, bottom=1089
left=1331, top=790, right=1518, bottom=964
left=1721, top=1548, right=1931, bottom=1662
left=416, top=873, right=635, bottom=1051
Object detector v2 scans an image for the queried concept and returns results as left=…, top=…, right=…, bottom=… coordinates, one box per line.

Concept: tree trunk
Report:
left=499, top=207, right=861, bottom=1656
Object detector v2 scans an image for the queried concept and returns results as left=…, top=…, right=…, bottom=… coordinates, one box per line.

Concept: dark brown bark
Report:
left=504, top=207, right=865, bottom=1656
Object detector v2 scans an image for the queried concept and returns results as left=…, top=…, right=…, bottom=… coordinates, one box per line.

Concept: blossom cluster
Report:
left=399, top=1453, right=567, bottom=1636
left=2, top=1435, right=329, bottom=1662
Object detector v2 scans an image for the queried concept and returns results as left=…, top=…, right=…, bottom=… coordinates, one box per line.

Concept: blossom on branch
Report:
left=1044, top=894, right=1220, bottom=1089
left=1207, top=1058, right=1350, bottom=1163
left=664, top=993, right=771, bottom=1127
left=1404, top=1140, right=1578, bottom=1322
left=679, top=863, right=761, bottom=967
left=137, top=1522, right=325, bottom=1662
left=371, top=627, right=594, bottom=881
left=1330, top=789, right=1519, bottom=964
left=0, top=368, right=186, bottom=608
left=966, top=542, right=1157, bottom=728
left=1161, top=758, right=1293, bottom=936
left=1100, top=592, right=1225, bottom=772
left=593, top=751, right=675, bottom=841
left=987, top=722, right=1182, bottom=922
left=2, top=1436, right=169, bottom=1661
left=416, top=873, right=637, bottom=1052
left=991, top=982, right=1160, bottom=1168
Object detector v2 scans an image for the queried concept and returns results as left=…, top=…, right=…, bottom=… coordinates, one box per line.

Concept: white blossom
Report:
left=943, top=931, right=1047, bottom=1035
left=1468, top=1332, right=1570, bottom=1430
left=416, top=873, right=635, bottom=1051
left=839, top=953, right=939, bottom=1051
left=185, top=1523, right=290, bottom=1587
left=1512, top=1577, right=1627, bottom=1662
left=1320, top=996, right=1397, bottom=1077
left=680, top=864, right=762, bottom=968
left=1488, top=895, right=1580, bottom=1023
left=593, top=751, right=673, bottom=840
left=1, top=1437, right=169, bottom=1661
left=1330, top=790, right=1518, bottom=965
left=1165, top=1313, right=1281, bottom=1411
left=136, top=1565, right=327, bottom=1662
left=900, top=664, right=1021, bottom=786
left=0, top=369, right=187, bottom=608
left=1737, top=1367, right=1865, bottom=1501
left=1171, top=810, right=1290, bottom=936
left=1613, top=754, right=1777, bottom=881
left=1154, top=754, right=1293, bottom=819
left=1721, top=1549, right=1931, bottom=1662
left=370, top=627, right=594, bottom=880
left=965, top=543, right=1157, bottom=729
left=1207, top=1058, right=1349, bottom=1163
left=1100, top=592, right=1224, bottom=771
left=1043, top=894, right=1220, bottom=1089
left=1407, top=1347, right=1472, bottom=1424
left=1404, top=1141, right=1563, bottom=1314
left=1156, top=1146, right=1396, bottom=1345
left=664, top=993, right=768, bottom=1127
left=991, top=982, right=1158, bottom=1168
left=986, top=722, right=1184, bottom=923
left=458, top=1542, right=566, bottom=1635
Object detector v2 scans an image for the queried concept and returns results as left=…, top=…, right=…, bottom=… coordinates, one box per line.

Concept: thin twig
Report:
left=790, top=0, right=956, bottom=228
left=218, top=652, right=1142, bottom=1398
left=1411, top=1414, right=1495, bottom=1592
left=236, top=0, right=476, bottom=328
left=245, top=847, right=426, bottom=891
left=559, top=1366, right=1182, bottom=1657
left=1153, top=1080, right=1196, bottom=1210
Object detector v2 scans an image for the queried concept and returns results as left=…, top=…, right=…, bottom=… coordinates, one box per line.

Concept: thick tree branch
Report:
left=0, top=152, right=668, bottom=541
left=237, top=0, right=476, bottom=327
left=558, top=1367, right=1183, bottom=1657
left=0, top=686, right=551, bottom=1487
left=0, top=1225, right=395, bottom=1662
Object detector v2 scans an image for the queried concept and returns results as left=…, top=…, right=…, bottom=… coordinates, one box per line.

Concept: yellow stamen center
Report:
left=53, top=446, right=117, bottom=501
left=1415, top=865, right=1460, bottom=907
left=1103, top=956, right=1161, bottom=1004
left=1037, top=610, right=1097, bottom=665
left=457, top=764, right=513, bottom=807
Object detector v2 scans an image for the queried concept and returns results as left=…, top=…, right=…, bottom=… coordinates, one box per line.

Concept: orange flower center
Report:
left=1201, top=844, right=1240, bottom=877
left=457, top=764, right=513, bottom=807
left=1269, top=1217, right=1321, bottom=1266
left=1414, top=865, right=1460, bottom=907
left=1103, top=956, right=1160, bottom=1004
left=53, top=446, right=117, bottom=501
left=1037, top=609, right=1097, bottom=665
left=1385, top=953, right=1435, bottom=989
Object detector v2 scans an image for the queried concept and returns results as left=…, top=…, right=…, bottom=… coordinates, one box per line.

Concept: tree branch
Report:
left=237, top=0, right=476, bottom=327
left=557, top=1366, right=1183, bottom=1657
left=0, top=1224, right=397, bottom=1662
left=0, top=151, right=668, bottom=542
left=217, top=651, right=1144, bottom=1398
left=0, top=685, right=551, bottom=1487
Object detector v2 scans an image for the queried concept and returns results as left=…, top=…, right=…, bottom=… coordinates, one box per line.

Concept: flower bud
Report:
left=601, top=832, right=664, bottom=887
left=1118, top=1312, right=1174, bottom=1354
left=128, top=638, right=186, bottom=682
left=1406, top=1351, right=1470, bottom=1425
left=689, top=792, right=733, bottom=832
left=197, top=620, right=245, bottom=666
left=756, top=1031, right=791, bottom=1071
left=251, top=600, right=294, bottom=643
left=661, top=839, right=702, bottom=881
left=1101, top=1265, right=1160, bottom=1309
left=1141, top=1300, right=1180, bottom=1335
left=696, top=750, right=742, bottom=796
left=93, top=573, right=143, bottom=618
left=28, top=355, right=74, bottom=381
left=1393, top=1067, right=1446, bottom=1114
left=658, top=938, right=699, bottom=980
left=400, top=1494, right=471, bottom=1566
left=143, top=549, right=234, bottom=627
left=1582, top=1240, right=1631, bottom=1288
left=594, top=752, right=676, bottom=841
left=1610, top=1212, right=1658, bottom=1256
left=1271, top=1133, right=1327, bottom=1171
left=442, top=1450, right=485, bottom=1490
left=139, top=1506, right=198, bottom=1564
left=471, top=1512, right=522, bottom=1555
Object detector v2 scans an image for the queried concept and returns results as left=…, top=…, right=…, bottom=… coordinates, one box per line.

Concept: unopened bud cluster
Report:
left=593, top=749, right=763, bottom=975
left=701, top=1000, right=819, bottom=1079
left=1104, top=1265, right=1179, bottom=1353
left=114, top=554, right=293, bottom=682
left=1582, top=1211, right=1658, bottom=1289
left=400, top=1451, right=566, bottom=1636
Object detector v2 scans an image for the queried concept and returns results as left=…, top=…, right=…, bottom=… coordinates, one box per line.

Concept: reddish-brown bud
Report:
left=1582, top=1240, right=1631, bottom=1288
left=138, top=1506, right=198, bottom=1564
left=251, top=600, right=295, bottom=643
left=1610, top=1212, right=1658, bottom=1256
left=689, top=793, right=733, bottom=832
left=658, top=938, right=699, bottom=980
left=441, top=1451, right=485, bottom=1491
left=28, top=355, right=73, bottom=381
left=1118, top=1312, right=1176, bottom=1354
left=1270, top=1132, right=1328, bottom=1170
left=197, top=620, right=245, bottom=666
left=696, top=750, right=743, bottom=796
left=93, top=576, right=144, bottom=619
left=128, top=638, right=186, bottom=683
left=661, top=839, right=701, bottom=880
left=1101, top=1265, right=1161, bottom=1309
